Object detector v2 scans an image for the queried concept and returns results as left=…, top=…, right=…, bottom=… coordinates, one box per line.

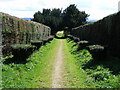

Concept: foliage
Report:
left=2, top=39, right=58, bottom=88
left=62, top=4, right=89, bottom=29
left=1, top=12, right=51, bottom=56
left=63, top=39, right=94, bottom=88
left=31, top=40, right=43, bottom=49
left=66, top=38, right=120, bottom=88
left=11, top=44, right=36, bottom=50
left=32, top=4, right=89, bottom=34
left=32, top=9, right=62, bottom=34
left=2, top=38, right=120, bottom=88
left=87, top=45, right=104, bottom=51
left=4, top=44, right=36, bottom=63
left=0, top=55, right=13, bottom=63
left=55, top=31, right=65, bottom=38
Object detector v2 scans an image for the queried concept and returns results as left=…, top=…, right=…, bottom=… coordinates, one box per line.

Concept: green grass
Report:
left=56, top=31, right=65, bottom=38
left=63, top=39, right=95, bottom=88
left=65, top=38, right=120, bottom=88
left=2, top=38, right=59, bottom=88
left=2, top=38, right=120, bottom=88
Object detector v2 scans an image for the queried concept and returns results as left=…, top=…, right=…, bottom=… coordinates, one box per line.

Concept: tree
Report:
left=62, top=4, right=89, bottom=30
left=32, top=8, right=62, bottom=34
left=32, top=11, right=44, bottom=23
left=32, top=4, right=89, bottom=35
left=42, top=9, right=51, bottom=16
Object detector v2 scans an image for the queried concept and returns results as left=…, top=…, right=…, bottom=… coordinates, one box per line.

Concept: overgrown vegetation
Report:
left=2, top=37, right=120, bottom=88
left=1, top=12, right=51, bottom=56
left=8, top=44, right=36, bottom=64
left=2, top=39, right=58, bottom=88
left=66, top=38, right=120, bottom=88
left=63, top=39, right=93, bottom=88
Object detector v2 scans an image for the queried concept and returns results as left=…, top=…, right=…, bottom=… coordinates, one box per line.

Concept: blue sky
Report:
left=0, top=0, right=119, bottom=20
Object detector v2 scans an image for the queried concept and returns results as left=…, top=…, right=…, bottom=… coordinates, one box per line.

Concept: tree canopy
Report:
left=32, top=4, right=89, bottom=35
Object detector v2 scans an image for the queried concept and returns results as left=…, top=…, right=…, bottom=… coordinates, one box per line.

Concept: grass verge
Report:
left=64, top=38, right=120, bottom=88
left=63, top=39, right=95, bottom=88
left=2, top=38, right=59, bottom=88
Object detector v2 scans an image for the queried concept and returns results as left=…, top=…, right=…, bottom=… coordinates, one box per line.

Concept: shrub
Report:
left=86, top=45, right=106, bottom=60
left=1, top=55, right=13, bottom=64
left=11, top=44, right=36, bottom=63
left=87, top=45, right=104, bottom=51
left=31, top=40, right=43, bottom=49
left=47, top=36, right=54, bottom=42
left=67, top=35, right=80, bottom=42
left=67, top=38, right=120, bottom=88
left=77, top=41, right=89, bottom=50
left=42, top=39, right=49, bottom=45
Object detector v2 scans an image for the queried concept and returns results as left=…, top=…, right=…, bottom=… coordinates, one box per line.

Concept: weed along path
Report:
left=2, top=38, right=93, bottom=88
left=51, top=39, right=65, bottom=88
left=51, top=39, right=86, bottom=88
left=3, top=38, right=120, bottom=88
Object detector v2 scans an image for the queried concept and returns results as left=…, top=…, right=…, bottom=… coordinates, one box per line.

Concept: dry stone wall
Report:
left=71, top=11, right=120, bottom=58
left=0, top=12, right=51, bottom=57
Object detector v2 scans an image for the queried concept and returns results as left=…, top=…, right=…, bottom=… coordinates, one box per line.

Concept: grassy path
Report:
left=44, top=38, right=120, bottom=88
left=51, top=39, right=88, bottom=88
left=2, top=38, right=120, bottom=88
left=51, top=39, right=65, bottom=88
left=2, top=39, right=89, bottom=88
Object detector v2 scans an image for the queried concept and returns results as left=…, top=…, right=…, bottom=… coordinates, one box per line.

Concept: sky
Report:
left=0, top=0, right=119, bottom=20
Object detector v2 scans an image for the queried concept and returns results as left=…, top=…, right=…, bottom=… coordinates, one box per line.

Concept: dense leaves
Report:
left=2, top=39, right=58, bottom=88
left=66, top=38, right=120, bottom=88
left=32, top=4, right=89, bottom=34
left=62, top=4, right=89, bottom=29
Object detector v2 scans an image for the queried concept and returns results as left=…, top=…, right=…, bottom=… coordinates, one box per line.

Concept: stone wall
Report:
left=0, top=12, right=51, bottom=57
left=71, top=11, right=120, bottom=57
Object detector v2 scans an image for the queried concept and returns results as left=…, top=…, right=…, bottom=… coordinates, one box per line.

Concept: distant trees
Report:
left=32, top=4, right=89, bottom=35
left=32, top=8, right=62, bottom=34
left=62, top=4, right=89, bottom=29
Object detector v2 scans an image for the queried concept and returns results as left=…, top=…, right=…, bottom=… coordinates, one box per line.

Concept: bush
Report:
left=67, top=38, right=120, bottom=88
left=47, top=36, right=54, bottom=42
left=31, top=40, right=43, bottom=49
left=67, top=35, right=80, bottom=42
left=86, top=45, right=106, bottom=60
left=1, top=55, right=13, bottom=64
left=77, top=41, right=89, bottom=50
left=11, top=44, right=36, bottom=63
left=87, top=45, right=104, bottom=51
left=42, top=39, right=49, bottom=45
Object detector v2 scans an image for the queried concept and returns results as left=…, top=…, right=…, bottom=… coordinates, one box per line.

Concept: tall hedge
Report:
left=0, top=12, right=51, bottom=56
left=71, top=11, right=120, bottom=58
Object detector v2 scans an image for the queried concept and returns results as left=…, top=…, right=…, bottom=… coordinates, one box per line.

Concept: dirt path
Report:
left=51, top=39, right=65, bottom=88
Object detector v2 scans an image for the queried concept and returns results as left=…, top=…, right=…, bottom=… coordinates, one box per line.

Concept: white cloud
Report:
left=0, top=0, right=119, bottom=20
left=80, top=8, right=116, bottom=20
left=78, top=0, right=119, bottom=20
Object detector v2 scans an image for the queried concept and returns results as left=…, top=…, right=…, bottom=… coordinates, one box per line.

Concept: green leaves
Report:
left=67, top=38, right=120, bottom=88
left=63, top=4, right=89, bottom=29
left=2, top=39, right=57, bottom=88
left=32, top=4, right=89, bottom=34
left=11, top=44, right=36, bottom=50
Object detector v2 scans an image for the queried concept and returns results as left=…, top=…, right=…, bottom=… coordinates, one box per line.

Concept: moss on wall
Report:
left=0, top=12, right=51, bottom=56
left=71, top=11, right=120, bottom=58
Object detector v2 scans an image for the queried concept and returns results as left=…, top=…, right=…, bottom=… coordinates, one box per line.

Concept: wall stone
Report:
left=0, top=12, right=51, bottom=57
left=71, top=11, right=120, bottom=58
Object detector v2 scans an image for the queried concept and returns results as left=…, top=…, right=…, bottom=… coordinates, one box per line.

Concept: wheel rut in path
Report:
left=51, top=39, right=65, bottom=88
